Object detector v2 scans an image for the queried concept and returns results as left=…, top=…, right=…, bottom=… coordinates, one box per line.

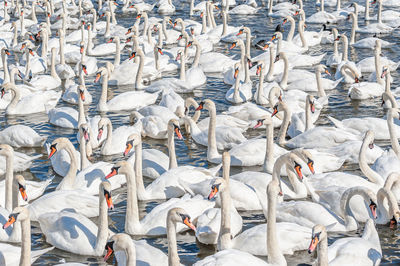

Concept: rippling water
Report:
left=2, top=0, right=400, bottom=265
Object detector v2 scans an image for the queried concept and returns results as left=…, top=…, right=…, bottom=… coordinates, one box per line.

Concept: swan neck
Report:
left=375, top=51, right=383, bottom=85
left=135, top=52, right=144, bottom=89
left=267, top=46, right=275, bottom=81
left=134, top=141, right=145, bottom=198
left=342, top=37, right=348, bottom=61
left=114, top=40, right=120, bottom=66
left=20, top=217, right=31, bottom=266
left=99, top=72, right=109, bottom=110
left=287, top=18, right=295, bottom=42
left=305, top=98, right=312, bottom=131
left=167, top=217, right=180, bottom=266
left=317, top=234, right=329, bottom=266
left=125, top=165, right=140, bottom=234
left=377, top=0, right=382, bottom=24
left=79, top=135, right=89, bottom=170
left=350, top=14, right=356, bottom=44
left=316, top=70, right=326, bottom=98
left=58, top=141, right=79, bottom=189
left=359, top=137, right=384, bottom=185
left=263, top=121, right=274, bottom=173
left=218, top=182, right=232, bottom=250
left=193, top=42, right=201, bottom=67
left=388, top=110, right=400, bottom=158
left=207, top=104, right=219, bottom=160
left=168, top=124, right=178, bottom=169
left=278, top=104, right=290, bottom=145
left=94, top=186, right=109, bottom=255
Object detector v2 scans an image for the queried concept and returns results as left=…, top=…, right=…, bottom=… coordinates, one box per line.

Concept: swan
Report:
left=326, top=28, right=343, bottom=67
left=54, top=29, right=75, bottom=80
left=348, top=12, right=393, bottom=49
left=0, top=207, right=54, bottom=265
left=292, top=10, right=323, bottom=47
left=103, top=233, right=162, bottom=265
left=267, top=0, right=297, bottom=18
left=62, top=65, right=93, bottom=105
left=0, top=143, right=41, bottom=176
left=0, top=175, right=27, bottom=242
left=0, top=144, right=50, bottom=209
left=184, top=99, right=247, bottom=158
left=48, top=85, right=87, bottom=129
left=158, top=0, right=175, bottom=14
left=277, top=186, right=377, bottom=232
left=97, top=117, right=141, bottom=156
left=105, top=161, right=213, bottom=236
left=1, top=83, right=61, bottom=115
left=375, top=173, right=400, bottom=225
left=308, top=220, right=382, bottom=265
left=195, top=153, right=243, bottom=245
left=103, top=208, right=195, bottom=265
left=357, top=0, right=393, bottom=34
left=87, top=27, right=125, bottom=56
left=124, top=131, right=169, bottom=180
left=47, top=137, right=126, bottom=195
left=37, top=182, right=114, bottom=256
left=306, top=0, right=338, bottom=24
left=327, top=113, right=400, bottom=140
left=356, top=40, right=398, bottom=73
left=0, top=125, right=46, bottom=148
left=229, top=2, right=259, bottom=15
left=95, top=67, right=160, bottom=112
left=185, top=38, right=207, bottom=88
left=225, top=62, right=252, bottom=103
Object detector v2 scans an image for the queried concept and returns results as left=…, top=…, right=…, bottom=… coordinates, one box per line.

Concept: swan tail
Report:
left=327, top=116, right=344, bottom=129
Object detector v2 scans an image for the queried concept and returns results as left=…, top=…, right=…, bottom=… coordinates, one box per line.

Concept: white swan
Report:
left=308, top=220, right=382, bottom=265
left=357, top=0, right=393, bottom=34
left=0, top=125, right=46, bottom=148
left=225, top=62, right=252, bottom=103
left=0, top=207, right=54, bottom=265
left=95, top=67, right=160, bottom=112
left=1, top=83, right=61, bottom=115
left=38, top=182, right=114, bottom=256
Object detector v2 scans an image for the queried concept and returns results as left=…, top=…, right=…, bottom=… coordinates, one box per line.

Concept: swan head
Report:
left=79, top=123, right=90, bottom=143
left=15, top=175, right=28, bottom=202
left=104, top=233, right=134, bottom=262
left=101, top=181, right=114, bottom=210
left=306, top=95, right=316, bottom=114
left=97, top=118, right=111, bottom=141
left=168, top=119, right=183, bottom=140
left=253, top=115, right=272, bottom=129
left=233, top=62, right=240, bottom=79
left=208, top=178, right=227, bottom=200
left=317, top=64, right=330, bottom=76
left=381, top=66, right=389, bottom=79
left=195, top=99, right=215, bottom=113
left=105, top=161, right=132, bottom=179
left=168, top=207, right=196, bottom=231
left=94, top=67, right=108, bottom=83
left=0, top=144, right=14, bottom=156
left=176, top=50, right=184, bottom=61
left=124, top=133, right=141, bottom=156
left=271, top=100, right=288, bottom=117
left=2, top=207, right=29, bottom=229
left=308, top=224, right=327, bottom=254
left=256, top=61, right=265, bottom=75
left=185, top=97, right=199, bottom=113
left=291, top=149, right=315, bottom=176
left=48, top=137, right=71, bottom=159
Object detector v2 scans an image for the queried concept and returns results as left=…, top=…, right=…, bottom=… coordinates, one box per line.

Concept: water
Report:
left=2, top=0, right=400, bottom=265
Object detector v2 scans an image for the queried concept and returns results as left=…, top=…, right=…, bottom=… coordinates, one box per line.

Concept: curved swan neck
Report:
left=298, top=20, right=307, bottom=49
left=193, top=41, right=201, bottom=67
left=377, top=188, right=397, bottom=221
left=340, top=188, right=369, bottom=229
left=94, top=186, right=110, bottom=254
left=124, top=164, right=140, bottom=234
left=57, top=141, right=79, bottom=190
left=286, top=17, right=295, bottom=42
left=359, top=135, right=384, bottom=185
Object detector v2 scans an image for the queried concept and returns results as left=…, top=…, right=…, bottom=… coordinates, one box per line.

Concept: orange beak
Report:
left=5, top=50, right=10, bottom=56
left=94, top=73, right=101, bottom=82
left=82, top=66, right=88, bottom=75
left=124, top=143, right=133, bottom=156
left=183, top=217, right=196, bottom=231
left=200, top=12, right=203, bottom=18
left=186, top=42, right=192, bottom=48
left=253, top=119, right=264, bottom=129
left=229, top=42, right=236, bottom=49
left=29, top=35, right=35, bottom=41
left=369, top=201, right=377, bottom=219
left=19, top=185, right=28, bottom=201
left=2, top=215, right=16, bottom=229
left=177, top=35, right=182, bottom=41
left=105, top=168, right=118, bottom=179
left=271, top=106, right=278, bottom=117
left=262, top=43, right=270, bottom=50
left=325, top=69, right=331, bottom=76
left=176, top=53, right=181, bottom=61
left=97, top=128, right=103, bottom=141
left=136, top=14, right=141, bottom=19
left=104, top=191, right=114, bottom=210
left=294, top=163, right=303, bottom=180
left=308, top=236, right=319, bottom=254
left=20, top=43, right=26, bottom=50
left=29, top=50, right=34, bottom=56
left=174, top=127, right=183, bottom=140
left=307, top=160, right=315, bottom=174
left=270, top=35, right=276, bottom=41
left=104, top=244, right=114, bottom=261
left=158, top=48, right=163, bottom=55
left=79, top=90, right=85, bottom=101
left=107, top=38, right=113, bottom=43
left=80, top=46, right=84, bottom=54
left=256, top=65, right=262, bottom=75
left=234, top=68, right=239, bottom=79
left=236, top=30, right=243, bottom=36
left=310, top=102, right=315, bottom=113
left=208, top=186, right=218, bottom=200
left=48, top=146, right=57, bottom=159
left=1, top=88, right=5, bottom=99
left=126, top=28, right=132, bottom=35
left=129, top=52, right=136, bottom=60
